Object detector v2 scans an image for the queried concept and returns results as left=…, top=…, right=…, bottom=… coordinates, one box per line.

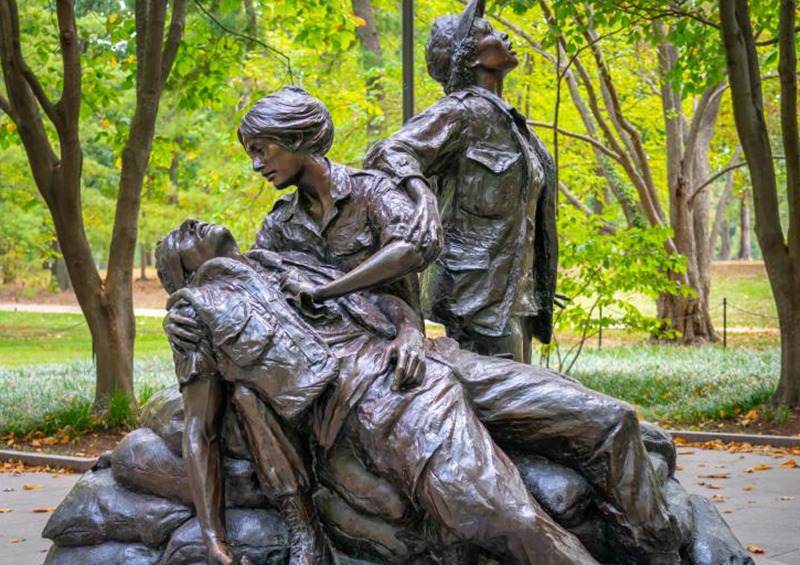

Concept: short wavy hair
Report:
left=238, top=86, right=334, bottom=156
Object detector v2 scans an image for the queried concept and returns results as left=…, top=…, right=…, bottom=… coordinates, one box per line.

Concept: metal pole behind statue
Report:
left=402, top=0, right=414, bottom=123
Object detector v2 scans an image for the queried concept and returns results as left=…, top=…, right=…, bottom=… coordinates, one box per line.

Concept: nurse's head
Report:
left=238, top=87, right=334, bottom=190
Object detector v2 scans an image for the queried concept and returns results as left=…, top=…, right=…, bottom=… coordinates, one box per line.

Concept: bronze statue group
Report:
left=42, top=2, right=754, bottom=564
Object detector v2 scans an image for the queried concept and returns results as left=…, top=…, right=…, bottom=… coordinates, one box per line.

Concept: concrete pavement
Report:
left=0, top=447, right=797, bottom=564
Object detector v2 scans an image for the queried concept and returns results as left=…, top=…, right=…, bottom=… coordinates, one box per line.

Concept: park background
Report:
left=0, top=0, right=798, bottom=453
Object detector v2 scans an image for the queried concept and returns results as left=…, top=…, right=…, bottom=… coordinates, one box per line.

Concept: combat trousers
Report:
left=430, top=337, right=682, bottom=563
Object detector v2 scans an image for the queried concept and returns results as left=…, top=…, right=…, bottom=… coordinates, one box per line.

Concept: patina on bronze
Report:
left=365, top=0, right=557, bottom=363
left=162, top=86, right=684, bottom=564
left=157, top=220, right=599, bottom=564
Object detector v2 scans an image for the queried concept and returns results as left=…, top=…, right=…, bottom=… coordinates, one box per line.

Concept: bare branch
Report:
left=528, top=120, right=624, bottom=165
left=192, top=0, right=294, bottom=81
left=756, top=26, right=800, bottom=46
left=690, top=155, right=788, bottom=204
left=55, top=0, right=81, bottom=137
left=558, top=181, right=617, bottom=235
left=19, top=60, right=59, bottom=127
left=160, top=0, right=187, bottom=88
left=0, top=93, right=13, bottom=118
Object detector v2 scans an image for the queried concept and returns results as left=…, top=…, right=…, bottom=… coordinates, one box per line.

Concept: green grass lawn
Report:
left=0, top=310, right=171, bottom=367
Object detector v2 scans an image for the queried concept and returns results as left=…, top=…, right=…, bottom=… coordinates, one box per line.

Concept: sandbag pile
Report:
left=43, top=386, right=754, bottom=564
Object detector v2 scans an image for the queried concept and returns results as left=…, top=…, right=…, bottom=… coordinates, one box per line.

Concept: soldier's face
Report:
left=177, top=219, right=237, bottom=273
left=472, top=19, right=518, bottom=73
left=241, top=134, right=304, bottom=190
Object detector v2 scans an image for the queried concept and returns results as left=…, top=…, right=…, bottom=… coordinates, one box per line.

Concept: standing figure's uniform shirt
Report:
left=366, top=86, right=557, bottom=342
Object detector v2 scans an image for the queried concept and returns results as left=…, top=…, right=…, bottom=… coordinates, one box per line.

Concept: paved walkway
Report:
left=0, top=447, right=797, bottom=564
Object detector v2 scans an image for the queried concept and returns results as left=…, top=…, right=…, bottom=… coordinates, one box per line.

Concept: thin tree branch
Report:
left=528, top=120, right=624, bottom=165
left=756, top=26, right=800, bottom=46
left=55, top=0, right=81, bottom=138
left=19, top=60, right=59, bottom=128
left=559, top=181, right=617, bottom=235
left=689, top=156, right=787, bottom=204
left=192, top=0, right=294, bottom=81
left=0, top=93, right=13, bottom=118
left=160, top=0, right=186, bottom=89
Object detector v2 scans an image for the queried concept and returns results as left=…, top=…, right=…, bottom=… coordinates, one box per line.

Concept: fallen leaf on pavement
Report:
left=779, top=459, right=797, bottom=469
left=32, top=507, right=54, bottom=513
left=743, top=486, right=756, bottom=491
left=744, top=464, right=772, bottom=473
left=779, top=496, right=795, bottom=501
left=746, top=545, right=765, bottom=554
left=9, top=538, right=21, bottom=543
left=705, top=483, right=723, bottom=489
left=711, top=494, right=727, bottom=501
left=700, top=473, right=730, bottom=479
left=22, top=484, right=43, bottom=490
left=678, top=450, right=696, bottom=455
left=0, top=508, right=11, bottom=513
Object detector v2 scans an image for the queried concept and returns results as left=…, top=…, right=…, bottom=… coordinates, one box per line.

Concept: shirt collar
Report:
left=285, top=159, right=353, bottom=232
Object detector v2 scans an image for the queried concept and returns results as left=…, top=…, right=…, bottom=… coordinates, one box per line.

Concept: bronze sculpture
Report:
left=157, top=220, right=599, bottom=564
left=163, top=86, right=684, bottom=564
left=365, top=0, right=557, bottom=363
left=40, top=7, right=753, bottom=563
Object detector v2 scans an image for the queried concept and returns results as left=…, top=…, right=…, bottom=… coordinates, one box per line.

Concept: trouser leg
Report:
left=231, top=385, right=331, bottom=565
left=432, top=342, right=681, bottom=562
left=446, top=317, right=527, bottom=363
left=414, top=405, right=599, bottom=565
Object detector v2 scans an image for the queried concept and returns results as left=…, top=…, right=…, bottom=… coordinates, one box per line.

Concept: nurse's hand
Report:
left=379, top=324, right=426, bottom=392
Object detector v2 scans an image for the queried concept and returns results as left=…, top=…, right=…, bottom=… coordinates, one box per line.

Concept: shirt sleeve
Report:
left=364, top=96, right=466, bottom=189
left=365, top=178, right=418, bottom=248
left=167, top=300, right=219, bottom=390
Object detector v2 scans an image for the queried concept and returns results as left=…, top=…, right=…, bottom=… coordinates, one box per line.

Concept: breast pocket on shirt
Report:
left=461, top=143, right=522, bottom=217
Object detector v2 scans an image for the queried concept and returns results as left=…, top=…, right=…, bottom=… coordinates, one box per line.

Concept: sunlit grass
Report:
left=0, top=357, right=175, bottom=435
left=0, top=310, right=170, bottom=367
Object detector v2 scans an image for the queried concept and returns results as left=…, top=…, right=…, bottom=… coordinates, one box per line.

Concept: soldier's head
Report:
left=426, top=0, right=518, bottom=94
left=238, top=87, right=334, bottom=190
left=155, top=219, right=239, bottom=293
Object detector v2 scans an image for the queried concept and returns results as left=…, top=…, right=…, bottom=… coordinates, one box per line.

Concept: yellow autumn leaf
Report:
left=779, top=459, right=797, bottom=469
left=5, top=123, right=14, bottom=133
left=354, top=16, right=367, bottom=27
left=32, top=507, right=55, bottom=513
left=22, top=484, right=43, bottom=491
left=108, top=13, right=119, bottom=24
left=100, top=119, right=110, bottom=130
left=746, top=545, right=765, bottom=554
left=0, top=509, right=12, bottom=513
left=744, top=464, right=772, bottom=473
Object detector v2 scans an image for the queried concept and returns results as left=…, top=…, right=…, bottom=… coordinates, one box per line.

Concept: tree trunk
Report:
left=657, top=35, right=721, bottom=343
left=720, top=0, right=800, bottom=406
left=709, top=149, right=740, bottom=257
left=0, top=0, right=186, bottom=411
left=351, top=0, right=385, bottom=141
left=720, top=219, right=731, bottom=260
left=738, top=190, right=752, bottom=259
left=50, top=240, right=71, bottom=291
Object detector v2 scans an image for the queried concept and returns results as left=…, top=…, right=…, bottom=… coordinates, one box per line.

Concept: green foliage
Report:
left=546, top=210, right=692, bottom=371
left=572, top=345, right=779, bottom=425
left=0, top=357, right=175, bottom=435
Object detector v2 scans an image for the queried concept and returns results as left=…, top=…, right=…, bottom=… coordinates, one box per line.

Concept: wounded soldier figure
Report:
left=155, top=220, right=691, bottom=565
left=156, top=220, right=597, bottom=565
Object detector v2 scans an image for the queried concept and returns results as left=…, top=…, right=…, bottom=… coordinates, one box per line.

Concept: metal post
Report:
left=598, top=303, right=602, bottom=349
left=402, top=0, right=414, bottom=123
left=723, top=297, right=727, bottom=349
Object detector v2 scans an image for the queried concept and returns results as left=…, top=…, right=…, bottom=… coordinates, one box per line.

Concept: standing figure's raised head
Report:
left=238, top=86, right=334, bottom=189
left=426, top=0, right=518, bottom=94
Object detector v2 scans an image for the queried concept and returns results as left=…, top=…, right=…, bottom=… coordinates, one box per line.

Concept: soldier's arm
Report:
left=365, top=98, right=465, bottom=256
